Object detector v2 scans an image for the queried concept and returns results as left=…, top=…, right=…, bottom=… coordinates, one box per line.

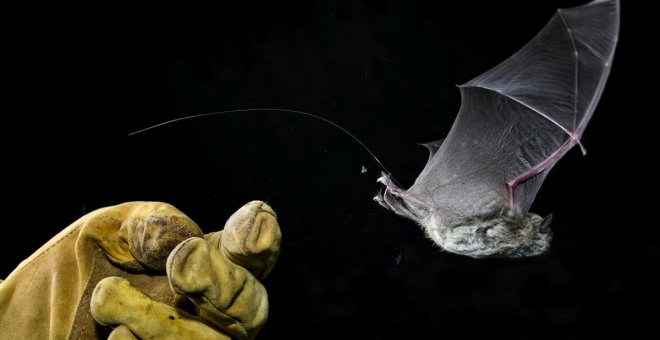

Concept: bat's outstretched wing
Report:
left=375, top=0, right=619, bottom=257
left=379, top=0, right=619, bottom=222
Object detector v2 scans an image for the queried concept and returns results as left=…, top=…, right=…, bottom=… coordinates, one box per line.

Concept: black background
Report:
left=3, top=1, right=654, bottom=338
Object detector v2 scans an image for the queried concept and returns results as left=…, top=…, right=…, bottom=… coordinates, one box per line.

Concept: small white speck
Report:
left=395, top=253, right=402, bottom=265
left=486, top=228, right=498, bottom=237
left=360, top=165, right=368, bottom=174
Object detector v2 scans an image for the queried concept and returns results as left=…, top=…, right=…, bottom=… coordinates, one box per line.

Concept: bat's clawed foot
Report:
left=376, top=172, right=396, bottom=187
left=375, top=173, right=428, bottom=222
left=374, top=173, right=400, bottom=209
left=373, top=193, right=387, bottom=208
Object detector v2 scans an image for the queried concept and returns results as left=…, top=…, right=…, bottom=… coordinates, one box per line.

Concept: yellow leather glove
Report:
left=0, top=201, right=281, bottom=339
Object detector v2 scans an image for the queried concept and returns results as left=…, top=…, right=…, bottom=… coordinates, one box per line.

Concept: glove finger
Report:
left=84, top=202, right=204, bottom=272
left=218, top=200, right=281, bottom=280
left=167, top=237, right=268, bottom=339
left=91, top=276, right=230, bottom=340
left=107, top=325, right=138, bottom=340
left=119, top=203, right=204, bottom=271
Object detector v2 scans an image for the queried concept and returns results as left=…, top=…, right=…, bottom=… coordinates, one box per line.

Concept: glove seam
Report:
left=8, top=223, right=82, bottom=276
left=200, top=295, right=249, bottom=339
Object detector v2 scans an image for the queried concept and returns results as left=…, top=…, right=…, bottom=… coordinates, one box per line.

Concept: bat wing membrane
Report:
left=405, top=0, right=619, bottom=217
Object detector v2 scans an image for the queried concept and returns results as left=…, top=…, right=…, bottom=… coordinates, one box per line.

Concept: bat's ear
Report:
left=536, top=214, right=553, bottom=234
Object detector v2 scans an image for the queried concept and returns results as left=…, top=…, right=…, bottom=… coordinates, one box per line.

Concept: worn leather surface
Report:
left=0, top=201, right=281, bottom=339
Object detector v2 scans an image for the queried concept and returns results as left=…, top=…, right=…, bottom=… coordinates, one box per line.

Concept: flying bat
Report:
left=375, top=0, right=620, bottom=258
